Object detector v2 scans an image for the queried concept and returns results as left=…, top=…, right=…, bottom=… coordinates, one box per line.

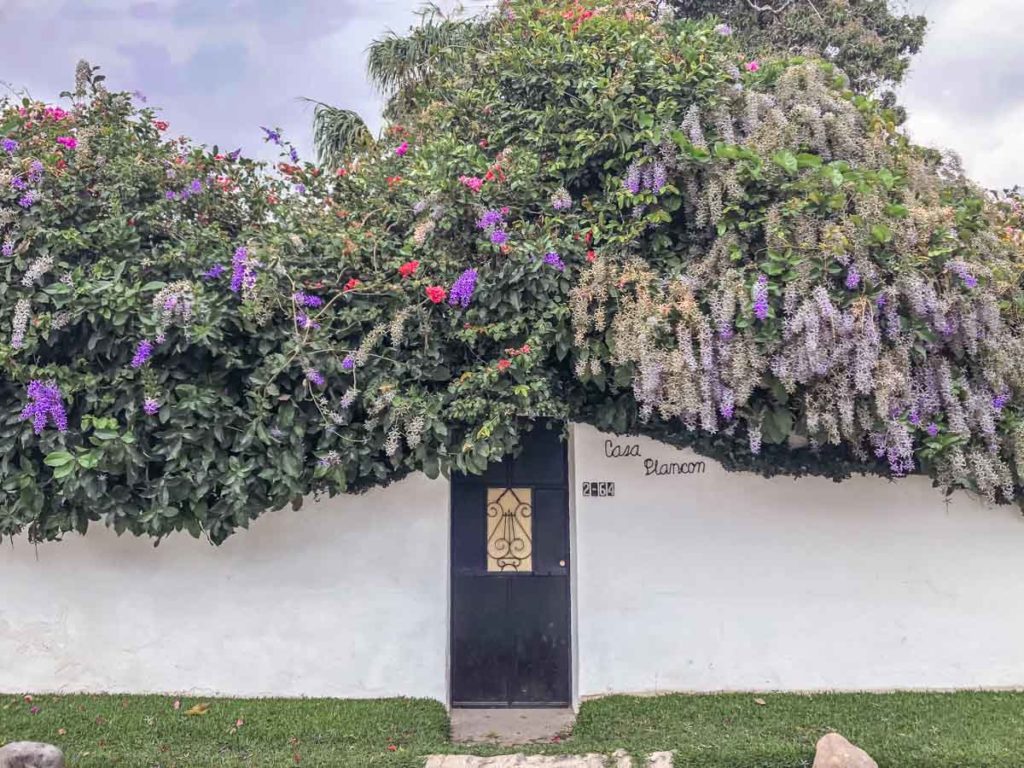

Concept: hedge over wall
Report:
left=3, top=2, right=1024, bottom=544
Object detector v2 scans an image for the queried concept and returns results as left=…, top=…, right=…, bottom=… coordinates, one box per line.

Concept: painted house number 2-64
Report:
left=582, top=482, right=615, bottom=497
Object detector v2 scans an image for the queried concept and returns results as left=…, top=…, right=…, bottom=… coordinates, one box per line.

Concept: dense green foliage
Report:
left=670, top=0, right=927, bottom=93
left=4, top=691, right=1024, bottom=767
left=3, top=1, right=1024, bottom=544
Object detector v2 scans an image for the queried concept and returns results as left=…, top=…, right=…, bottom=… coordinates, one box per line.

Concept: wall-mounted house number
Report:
left=582, top=481, right=615, bottom=497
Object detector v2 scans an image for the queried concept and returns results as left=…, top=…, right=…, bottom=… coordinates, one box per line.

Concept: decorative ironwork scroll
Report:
left=486, top=487, right=533, bottom=573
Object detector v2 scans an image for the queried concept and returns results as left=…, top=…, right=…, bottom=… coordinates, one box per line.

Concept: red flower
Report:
left=586, top=250, right=597, bottom=262
left=497, top=359, right=512, bottom=372
left=153, top=120, right=169, bottom=132
left=520, top=344, right=531, bottom=354
left=336, top=167, right=348, bottom=177
left=343, top=278, right=361, bottom=291
left=387, top=745, right=397, bottom=752
left=479, top=139, right=489, bottom=148
left=398, top=260, right=419, bottom=278
left=426, top=286, right=447, bottom=304
left=387, top=175, right=403, bottom=188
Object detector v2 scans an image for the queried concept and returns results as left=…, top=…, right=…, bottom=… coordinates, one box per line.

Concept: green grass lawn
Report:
left=2, top=691, right=1023, bottom=767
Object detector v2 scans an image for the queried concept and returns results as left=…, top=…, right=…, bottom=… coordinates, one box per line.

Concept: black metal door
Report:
left=450, top=423, right=571, bottom=707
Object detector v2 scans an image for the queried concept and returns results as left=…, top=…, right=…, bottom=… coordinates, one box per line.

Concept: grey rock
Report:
left=0, top=742, right=65, bottom=768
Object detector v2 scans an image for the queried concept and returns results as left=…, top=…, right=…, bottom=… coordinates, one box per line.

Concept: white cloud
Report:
left=901, top=0, right=1024, bottom=188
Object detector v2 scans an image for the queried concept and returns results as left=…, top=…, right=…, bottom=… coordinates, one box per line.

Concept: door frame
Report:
left=446, top=424, right=577, bottom=709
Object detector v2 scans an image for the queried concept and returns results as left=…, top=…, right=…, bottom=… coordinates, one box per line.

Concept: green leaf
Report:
left=44, top=451, right=74, bottom=468
left=772, top=151, right=798, bottom=175
left=52, top=462, right=76, bottom=480
left=871, top=224, right=893, bottom=244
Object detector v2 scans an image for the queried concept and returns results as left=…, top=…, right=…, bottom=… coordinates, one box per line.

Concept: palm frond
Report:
left=307, top=101, right=375, bottom=169
left=366, top=4, right=482, bottom=96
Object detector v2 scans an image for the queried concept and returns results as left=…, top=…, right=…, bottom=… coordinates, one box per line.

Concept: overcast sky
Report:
left=0, top=0, right=1020, bottom=189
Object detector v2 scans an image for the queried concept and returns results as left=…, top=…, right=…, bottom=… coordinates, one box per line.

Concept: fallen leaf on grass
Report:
left=184, top=702, right=210, bottom=716
left=57, top=728, right=66, bottom=736
left=753, top=698, right=766, bottom=706
left=172, top=699, right=181, bottom=711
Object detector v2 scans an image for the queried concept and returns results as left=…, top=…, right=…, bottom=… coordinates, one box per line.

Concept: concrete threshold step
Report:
left=424, top=751, right=673, bottom=767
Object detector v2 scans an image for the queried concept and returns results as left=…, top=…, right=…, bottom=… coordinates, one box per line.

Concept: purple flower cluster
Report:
left=261, top=126, right=282, bottom=145
left=449, top=268, right=478, bottom=308
left=2, top=238, right=13, bottom=258
left=342, top=354, right=356, bottom=371
left=202, top=263, right=225, bottom=280
left=550, top=187, right=572, bottom=211
left=230, top=246, right=255, bottom=293
left=131, top=339, right=155, bottom=369
left=11, top=177, right=26, bottom=191
left=1, top=138, right=18, bottom=154
left=290, top=147, right=299, bottom=163
left=490, top=229, right=509, bottom=245
left=143, top=398, right=160, bottom=415
left=18, top=191, right=36, bottom=208
left=476, top=209, right=504, bottom=230
left=19, top=380, right=68, bottom=435
left=715, top=23, right=733, bottom=36
left=296, top=312, right=320, bottom=330
left=166, top=179, right=205, bottom=201
left=28, top=161, right=44, bottom=183
left=947, top=260, right=978, bottom=289
left=719, top=388, right=736, bottom=420
left=306, top=368, right=326, bottom=387
left=649, top=161, right=667, bottom=193
left=753, top=274, right=770, bottom=321
left=292, top=291, right=323, bottom=308
left=993, top=390, right=1011, bottom=412
left=624, top=160, right=669, bottom=195
left=543, top=252, right=565, bottom=271
left=845, top=265, right=860, bottom=290
left=623, top=161, right=642, bottom=195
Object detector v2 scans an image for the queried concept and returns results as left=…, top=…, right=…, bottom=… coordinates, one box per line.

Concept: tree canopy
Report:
left=670, top=0, right=927, bottom=93
left=2, top=1, right=1023, bottom=545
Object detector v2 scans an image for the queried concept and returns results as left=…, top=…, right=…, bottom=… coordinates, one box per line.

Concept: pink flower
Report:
left=395, top=141, right=409, bottom=157
left=745, top=60, right=761, bottom=73
left=56, top=136, right=77, bottom=150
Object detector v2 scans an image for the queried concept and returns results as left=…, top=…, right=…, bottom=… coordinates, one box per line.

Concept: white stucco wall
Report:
left=0, top=474, right=450, bottom=700
left=5, top=425, right=1024, bottom=701
left=572, top=423, right=1024, bottom=696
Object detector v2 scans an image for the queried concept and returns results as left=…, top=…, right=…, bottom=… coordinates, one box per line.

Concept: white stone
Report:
left=0, top=742, right=65, bottom=768
left=647, top=753, right=674, bottom=768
